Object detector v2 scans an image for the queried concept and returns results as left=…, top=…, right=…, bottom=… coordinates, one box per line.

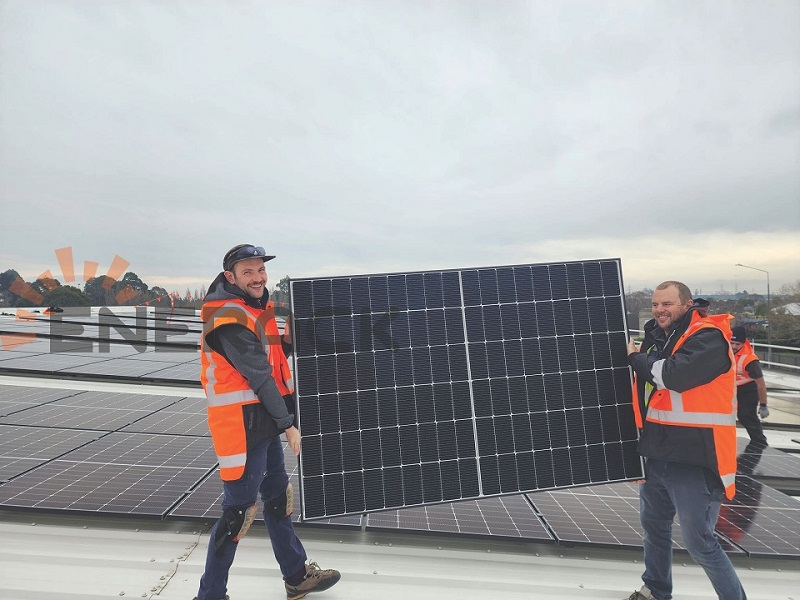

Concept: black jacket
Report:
left=629, top=306, right=731, bottom=472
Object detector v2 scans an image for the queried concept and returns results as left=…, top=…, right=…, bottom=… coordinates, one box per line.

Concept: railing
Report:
left=628, top=329, right=800, bottom=372
left=753, top=343, right=800, bottom=371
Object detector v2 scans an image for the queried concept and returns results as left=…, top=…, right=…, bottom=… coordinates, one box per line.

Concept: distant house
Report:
left=776, top=302, right=800, bottom=316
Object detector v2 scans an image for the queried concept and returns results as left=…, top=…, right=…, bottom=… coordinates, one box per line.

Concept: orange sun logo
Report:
left=1, top=246, right=135, bottom=351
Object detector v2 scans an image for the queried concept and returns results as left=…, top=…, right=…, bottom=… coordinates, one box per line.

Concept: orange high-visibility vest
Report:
left=632, top=312, right=737, bottom=499
left=733, top=339, right=758, bottom=386
left=200, top=298, right=294, bottom=481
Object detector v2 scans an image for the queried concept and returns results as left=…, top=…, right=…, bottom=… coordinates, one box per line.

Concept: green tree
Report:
left=119, top=272, right=148, bottom=294
left=84, top=276, right=114, bottom=306
left=42, top=285, right=90, bottom=307
left=277, top=276, right=290, bottom=294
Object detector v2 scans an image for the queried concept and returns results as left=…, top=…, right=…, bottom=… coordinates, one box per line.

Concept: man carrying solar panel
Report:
left=195, top=244, right=340, bottom=600
left=624, top=281, right=746, bottom=600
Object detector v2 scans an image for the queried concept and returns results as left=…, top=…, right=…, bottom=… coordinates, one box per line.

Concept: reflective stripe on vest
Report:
left=734, top=353, right=755, bottom=386
left=217, top=453, right=248, bottom=469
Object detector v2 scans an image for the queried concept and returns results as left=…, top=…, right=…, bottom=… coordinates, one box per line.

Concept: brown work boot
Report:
left=624, top=586, right=654, bottom=600
left=285, top=562, right=341, bottom=600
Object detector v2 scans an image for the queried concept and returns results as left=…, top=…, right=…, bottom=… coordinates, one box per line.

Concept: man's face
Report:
left=730, top=340, right=744, bottom=353
left=651, top=285, right=693, bottom=331
left=224, top=257, right=267, bottom=299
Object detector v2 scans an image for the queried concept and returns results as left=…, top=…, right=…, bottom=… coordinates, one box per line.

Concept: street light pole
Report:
left=734, top=263, right=771, bottom=367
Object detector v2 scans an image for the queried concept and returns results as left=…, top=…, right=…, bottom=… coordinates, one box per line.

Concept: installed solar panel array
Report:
left=290, top=259, right=643, bottom=519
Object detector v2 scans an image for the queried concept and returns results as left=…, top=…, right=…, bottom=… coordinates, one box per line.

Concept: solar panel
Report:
left=0, top=405, right=153, bottom=431
left=0, top=385, right=82, bottom=416
left=365, top=494, right=553, bottom=541
left=0, top=457, right=48, bottom=482
left=56, top=432, right=217, bottom=470
left=715, top=506, right=800, bottom=558
left=290, top=260, right=642, bottom=519
left=735, top=440, right=800, bottom=481
left=0, top=425, right=100, bottom=459
left=528, top=485, right=743, bottom=553
left=0, top=425, right=102, bottom=481
left=0, top=461, right=205, bottom=516
left=120, top=409, right=209, bottom=437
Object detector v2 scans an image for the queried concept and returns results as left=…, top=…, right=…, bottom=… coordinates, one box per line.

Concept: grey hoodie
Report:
left=203, top=272, right=294, bottom=432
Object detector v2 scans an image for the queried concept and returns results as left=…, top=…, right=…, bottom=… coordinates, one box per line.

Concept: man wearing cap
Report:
left=730, top=325, right=769, bottom=446
left=196, top=244, right=340, bottom=600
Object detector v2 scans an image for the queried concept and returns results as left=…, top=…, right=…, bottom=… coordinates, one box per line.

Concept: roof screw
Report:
left=151, top=588, right=157, bottom=593
left=374, top=541, right=379, bottom=546
left=373, top=571, right=378, bottom=575
left=486, top=549, right=491, bottom=553
left=83, top=525, right=88, bottom=529
left=579, top=584, right=584, bottom=588
left=142, top=594, right=148, bottom=598
left=584, top=557, right=589, bottom=560
left=160, top=576, right=166, bottom=581
left=535, top=553, right=539, bottom=557
left=30, top=523, right=36, bottom=526
left=388, top=543, right=393, bottom=547
left=119, top=593, right=125, bottom=597
left=169, top=559, right=175, bottom=563
left=338, top=540, right=343, bottom=544
left=559, top=554, right=564, bottom=558
left=150, top=558, right=155, bottom=562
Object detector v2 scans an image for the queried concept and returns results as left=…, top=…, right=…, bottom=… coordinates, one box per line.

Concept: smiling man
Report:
left=624, top=281, right=745, bottom=600
left=197, top=244, right=340, bottom=600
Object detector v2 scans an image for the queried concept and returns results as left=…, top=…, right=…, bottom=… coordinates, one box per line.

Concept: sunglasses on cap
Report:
left=223, top=244, right=276, bottom=271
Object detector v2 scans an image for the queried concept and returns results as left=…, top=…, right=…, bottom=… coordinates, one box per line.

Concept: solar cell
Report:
left=291, top=260, right=643, bottom=519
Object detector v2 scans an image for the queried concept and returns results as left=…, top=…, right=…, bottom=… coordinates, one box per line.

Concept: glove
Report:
left=758, top=405, right=769, bottom=419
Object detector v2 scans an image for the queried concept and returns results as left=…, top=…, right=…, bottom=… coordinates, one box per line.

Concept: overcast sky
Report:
left=1, top=1, right=798, bottom=299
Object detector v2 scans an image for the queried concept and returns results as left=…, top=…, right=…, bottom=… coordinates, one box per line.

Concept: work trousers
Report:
left=639, top=458, right=746, bottom=600
left=197, top=435, right=307, bottom=600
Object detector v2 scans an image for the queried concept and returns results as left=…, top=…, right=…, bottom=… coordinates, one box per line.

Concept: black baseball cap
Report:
left=223, top=244, right=275, bottom=272
left=731, top=326, right=747, bottom=343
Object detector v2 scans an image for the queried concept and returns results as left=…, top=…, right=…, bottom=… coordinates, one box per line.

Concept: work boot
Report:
left=285, top=562, right=341, bottom=600
left=624, top=586, right=654, bottom=600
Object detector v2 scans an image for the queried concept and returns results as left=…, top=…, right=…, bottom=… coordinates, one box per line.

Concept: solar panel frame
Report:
left=290, top=259, right=644, bottom=520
